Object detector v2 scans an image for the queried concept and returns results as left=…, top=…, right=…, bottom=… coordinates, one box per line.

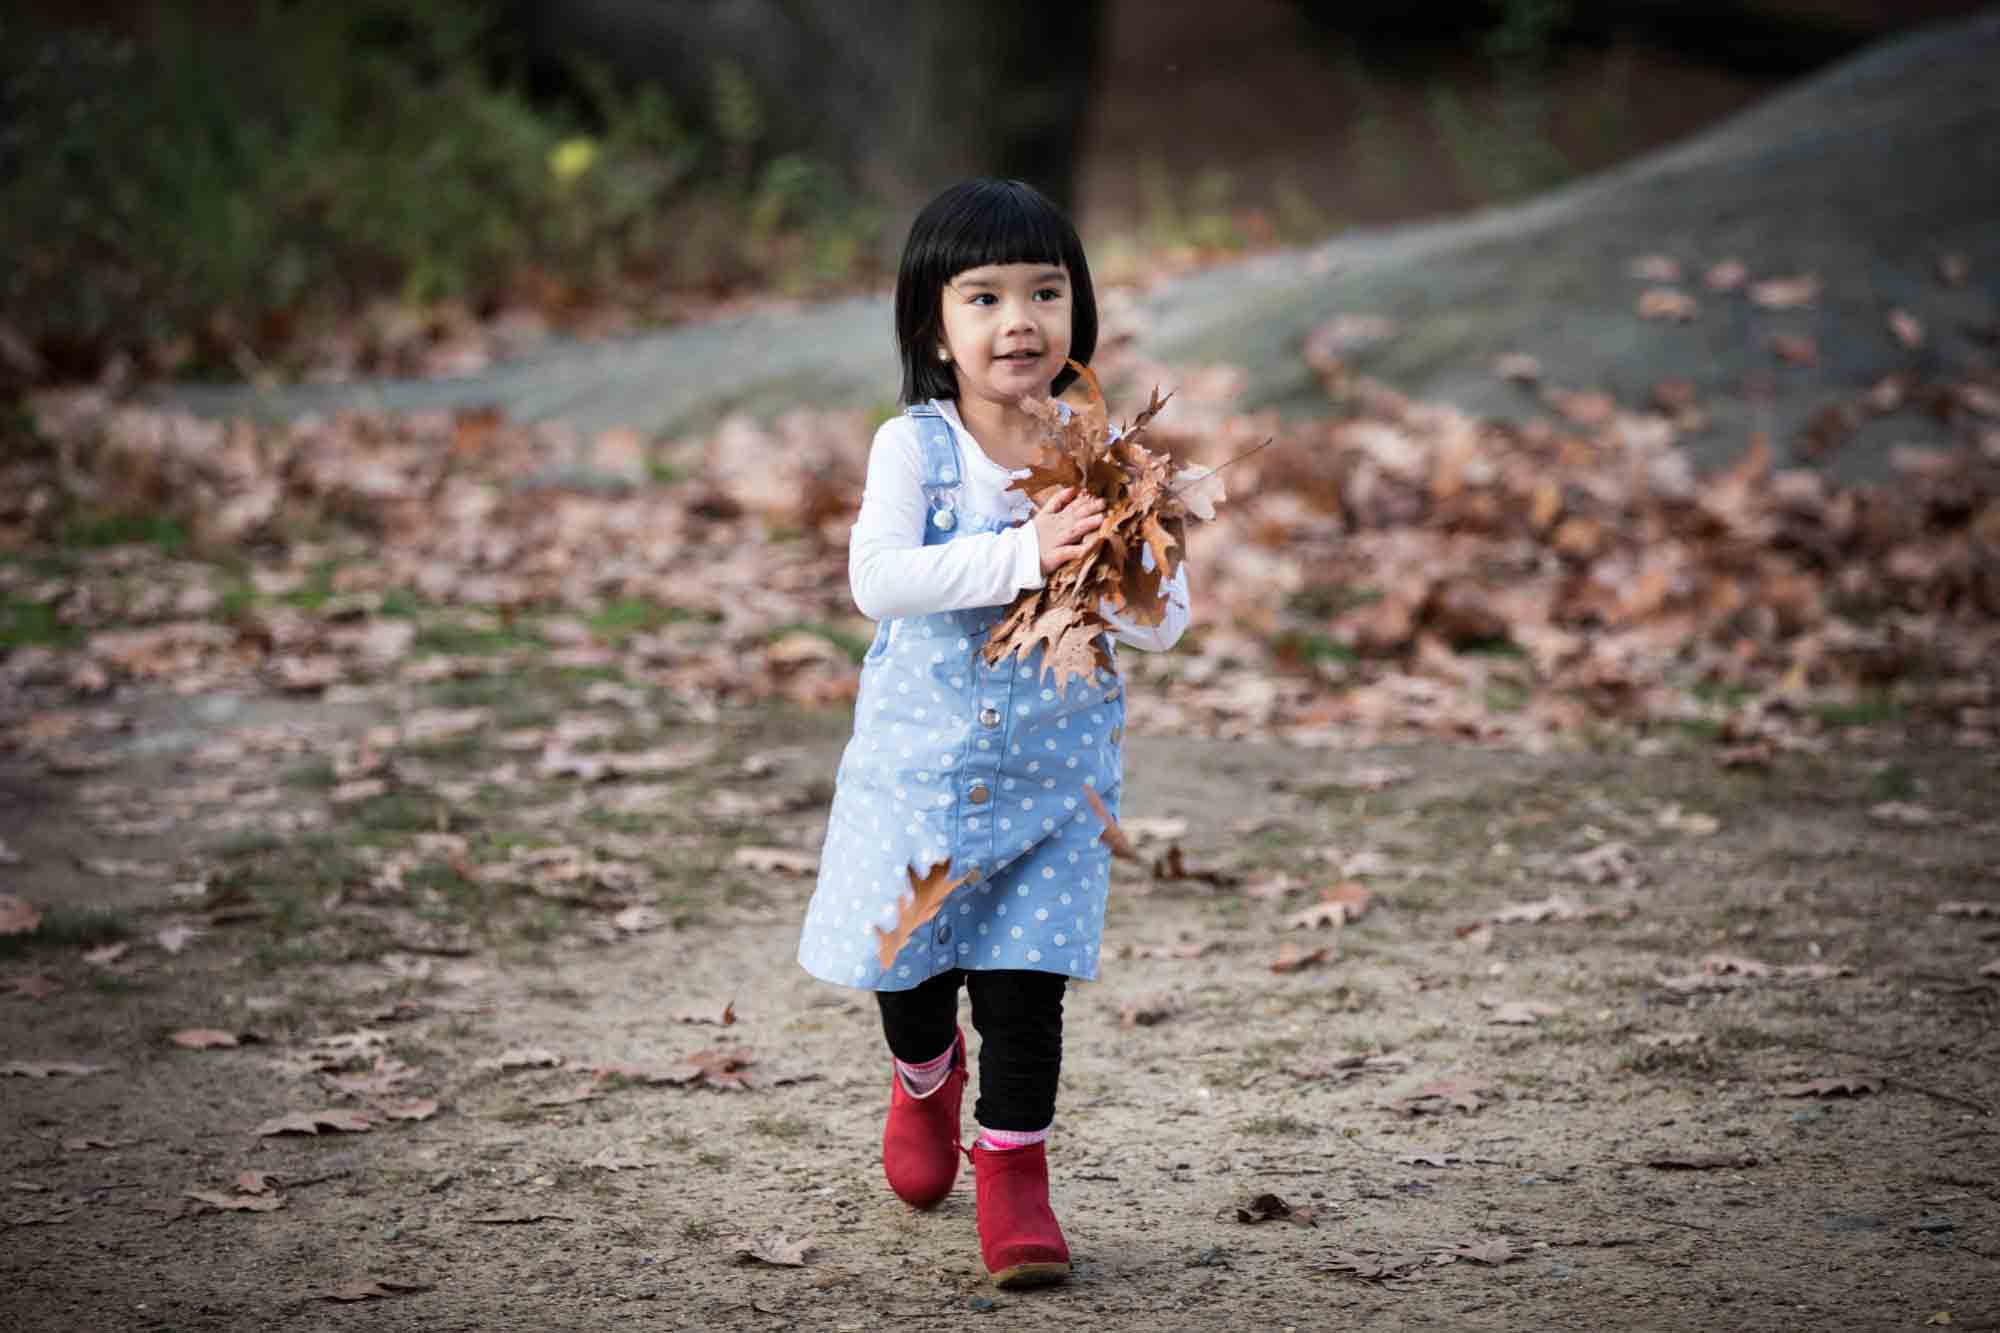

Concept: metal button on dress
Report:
left=1104, top=686, right=1121, bottom=702
left=967, top=782, right=991, bottom=805
left=935, top=922, right=952, bottom=944
left=978, top=707, right=1001, bottom=728
left=932, top=507, right=956, bottom=531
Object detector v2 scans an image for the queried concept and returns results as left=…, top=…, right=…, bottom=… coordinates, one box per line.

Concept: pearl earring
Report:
left=937, top=347, right=951, bottom=363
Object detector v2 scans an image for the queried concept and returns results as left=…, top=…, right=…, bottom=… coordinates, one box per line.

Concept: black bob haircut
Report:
left=893, top=178, right=1098, bottom=405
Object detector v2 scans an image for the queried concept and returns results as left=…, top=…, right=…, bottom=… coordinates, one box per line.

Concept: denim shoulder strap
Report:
left=903, top=404, right=961, bottom=489
left=903, top=404, right=963, bottom=532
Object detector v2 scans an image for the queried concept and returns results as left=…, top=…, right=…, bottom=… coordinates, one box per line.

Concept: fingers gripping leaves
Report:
left=984, top=361, right=1223, bottom=694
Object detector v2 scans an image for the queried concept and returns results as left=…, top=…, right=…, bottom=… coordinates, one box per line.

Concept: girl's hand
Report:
left=1031, top=485, right=1106, bottom=575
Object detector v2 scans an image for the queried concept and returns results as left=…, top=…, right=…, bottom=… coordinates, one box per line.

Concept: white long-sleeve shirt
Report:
left=847, top=398, right=1191, bottom=653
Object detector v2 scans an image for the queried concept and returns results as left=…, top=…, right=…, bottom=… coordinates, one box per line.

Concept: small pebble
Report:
left=968, top=1296, right=997, bottom=1312
left=1912, top=1216, right=1955, bottom=1234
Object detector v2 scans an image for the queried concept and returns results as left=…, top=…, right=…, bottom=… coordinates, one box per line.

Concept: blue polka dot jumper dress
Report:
left=798, top=404, right=1126, bottom=992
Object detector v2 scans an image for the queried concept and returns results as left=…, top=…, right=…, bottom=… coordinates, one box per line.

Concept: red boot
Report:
left=971, top=1141, right=1071, bottom=1288
left=881, top=1028, right=967, bottom=1209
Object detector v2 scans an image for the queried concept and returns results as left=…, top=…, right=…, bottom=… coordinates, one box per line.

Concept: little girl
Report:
left=796, top=179, right=1191, bottom=1288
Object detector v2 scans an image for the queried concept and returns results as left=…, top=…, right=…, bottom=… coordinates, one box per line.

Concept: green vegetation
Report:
left=0, top=596, right=77, bottom=650
left=587, top=599, right=716, bottom=644
left=1, top=3, right=881, bottom=377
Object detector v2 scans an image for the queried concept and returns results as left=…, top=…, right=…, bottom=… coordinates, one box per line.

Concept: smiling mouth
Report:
left=996, top=350, right=1043, bottom=363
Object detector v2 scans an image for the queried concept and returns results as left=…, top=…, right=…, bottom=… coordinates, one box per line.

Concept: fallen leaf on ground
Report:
left=1643, top=1152, right=1758, bottom=1170
left=673, top=1000, right=737, bottom=1026
left=1388, top=1079, right=1496, bottom=1117
left=321, top=1056, right=419, bottom=1096
left=81, top=942, right=129, bottom=967
left=170, top=1028, right=256, bottom=1050
left=1320, top=1251, right=1423, bottom=1282
left=532, top=1081, right=602, bottom=1107
left=1749, top=274, right=1820, bottom=308
left=155, top=922, right=204, bottom=954
left=1938, top=901, right=1998, bottom=919
left=607, top=904, right=667, bottom=936
left=3, top=974, right=61, bottom=1001
left=1121, top=815, right=1189, bottom=842
left=731, top=847, right=817, bottom=875
left=469, top=1209, right=571, bottom=1224
left=1776, top=1076, right=1882, bottom=1098
left=1150, top=844, right=1236, bottom=886
left=1231, top=1192, right=1315, bottom=1226
left=1118, top=939, right=1212, bottom=961
left=62, top=1136, right=135, bottom=1152
left=1888, top=310, right=1925, bottom=349
left=653, top=1047, right=756, bottom=1091
left=1768, top=332, right=1819, bottom=366
left=185, top=1189, right=284, bottom=1213
left=1119, top=994, right=1181, bottom=1029
left=1285, top=1053, right=1410, bottom=1082
left=476, top=1048, right=563, bottom=1072
left=737, top=1230, right=815, bottom=1266
left=1440, top=1239, right=1523, bottom=1265
left=321, top=1279, right=432, bottom=1303
left=1270, top=941, right=1334, bottom=974
left=1481, top=999, right=1562, bottom=1025
left=0, top=895, right=42, bottom=935
left=1638, top=288, right=1698, bottom=322
left=236, top=1171, right=279, bottom=1194
left=1, top=1061, right=110, bottom=1078
left=374, top=1099, right=439, bottom=1122
left=1490, top=894, right=1585, bottom=925
left=1871, top=801, right=1951, bottom=827
left=254, top=1108, right=374, bottom=1137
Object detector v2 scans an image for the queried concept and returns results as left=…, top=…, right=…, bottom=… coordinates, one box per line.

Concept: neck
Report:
left=953, top=393, right=1045, bottom=468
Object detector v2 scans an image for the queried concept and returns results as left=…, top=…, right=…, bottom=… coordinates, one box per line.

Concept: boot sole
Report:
left=990, top=1261, right=1071, bottom=1289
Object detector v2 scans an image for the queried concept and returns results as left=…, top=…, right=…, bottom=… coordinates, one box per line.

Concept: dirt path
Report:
left=3, top=668, right=1998, bottom=1331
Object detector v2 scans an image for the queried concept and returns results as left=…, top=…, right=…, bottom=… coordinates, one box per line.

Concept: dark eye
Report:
left=1035, top=288, right=1063, bottom=301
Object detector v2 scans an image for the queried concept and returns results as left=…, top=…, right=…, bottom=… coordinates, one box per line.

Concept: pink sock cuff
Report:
left=894, top=1043, right=956, bottom=1098
left=976, top=1124, right=1050, bottom=1151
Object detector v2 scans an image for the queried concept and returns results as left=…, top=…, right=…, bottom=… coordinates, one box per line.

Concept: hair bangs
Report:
left=894, top=179, right=1099, bottom=405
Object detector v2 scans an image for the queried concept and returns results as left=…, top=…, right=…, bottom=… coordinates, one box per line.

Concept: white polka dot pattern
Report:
left=796, top=408, right=1128, bottom=994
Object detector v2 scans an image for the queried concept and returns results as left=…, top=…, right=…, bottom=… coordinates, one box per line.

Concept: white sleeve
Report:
left=1100, top=547, right=1191, bottom=653
left=848, top=420, right=1046, bottom=621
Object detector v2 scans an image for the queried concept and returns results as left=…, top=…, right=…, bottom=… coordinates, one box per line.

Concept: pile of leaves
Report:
left=4, top=339, right=1997, bottom=753
left=982, top=363, right=1224, bottom=691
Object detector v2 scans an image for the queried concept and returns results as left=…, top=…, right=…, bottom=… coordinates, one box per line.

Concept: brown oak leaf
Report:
left=874, top=860, right=974, bottom=969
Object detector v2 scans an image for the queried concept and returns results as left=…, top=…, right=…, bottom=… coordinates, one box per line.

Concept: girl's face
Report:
left=936, top=262, right=1073, bottom=410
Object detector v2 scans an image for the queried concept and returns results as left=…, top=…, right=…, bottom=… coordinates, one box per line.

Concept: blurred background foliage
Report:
left=0, top=0, right=1983, bottom=385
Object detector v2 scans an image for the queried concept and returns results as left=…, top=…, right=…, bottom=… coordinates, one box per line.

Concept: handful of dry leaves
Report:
left=982, top=362, right=1225, bottom=691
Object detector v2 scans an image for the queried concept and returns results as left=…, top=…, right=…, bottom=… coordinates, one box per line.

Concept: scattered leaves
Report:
left=254, top=1108, right=374, bottom=1137
left=737, top=1230, right=815, bottom=1267
left=1231, top=1192, right=1316, bottom=1226
left=185, top=1189, right=284, bottom=1213
left=0, top=895, right=42, bottom=935
left=983, top=365, right=1213, bottom=692
left=1776, top=1076, right=1882, bottom=1099
left=321, top=1279, right=432, bottom=1303
left=1388, top=1079, right=1496, bottom=1117
left=673, top=1000, right=737, bottom=1027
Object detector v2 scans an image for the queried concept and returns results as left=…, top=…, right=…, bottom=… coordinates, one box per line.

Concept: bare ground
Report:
left=3, top=669, right=1999, bottom=1332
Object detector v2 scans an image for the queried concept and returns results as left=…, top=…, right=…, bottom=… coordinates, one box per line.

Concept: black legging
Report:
left=877, top=969, right=1066, bottom=1132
